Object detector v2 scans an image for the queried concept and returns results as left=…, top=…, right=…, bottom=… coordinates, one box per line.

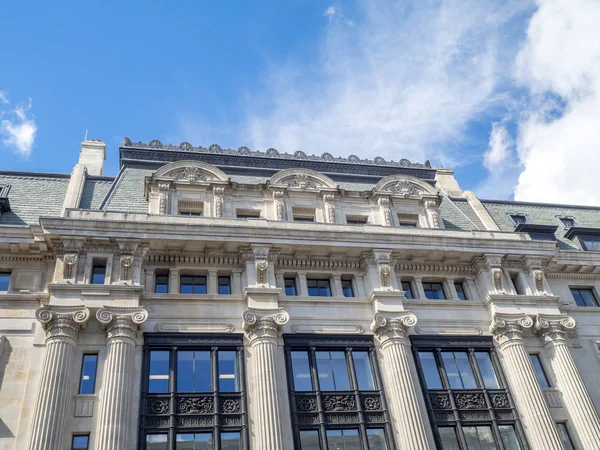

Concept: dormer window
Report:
left=178, top=199, right=203, bottom=217
left=397, top=213, right=419, bottom=228
left=236, top=209, right=261, bottom=219
left=293, top=206, right=315, bottom=223
left=346, top=215, right=368, bottom=225
left=558, top=216, right=575, bottom=228
left=509, top=214, right=527, bottom=225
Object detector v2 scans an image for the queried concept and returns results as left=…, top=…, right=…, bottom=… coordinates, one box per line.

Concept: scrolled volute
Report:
left=535, top=314, right=576, bottom=344
left=489, top=313, right=533, bottom=346
left=371, top=311, right=417, bottom=345
left=35, top=305, right=90, bottom=343
left=242, top=309, right=289, bottom=342
left=96, top=306, right=148, bottom=343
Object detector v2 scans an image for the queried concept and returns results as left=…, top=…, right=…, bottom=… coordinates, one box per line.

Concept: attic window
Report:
left=293, top=206, right=315, bottom=223
left=509, top=214, right=527, bottom=225
left=397, top=213, right=419, bottom=228
left=346, top=215, right=368, bottom=225
left=558, top=217, right=575, bottom=228
left=237, top=209, right=261, bottom=219
left=178, top=199, right=203, bottom=216
left=0, top=184, right=11, bottom=214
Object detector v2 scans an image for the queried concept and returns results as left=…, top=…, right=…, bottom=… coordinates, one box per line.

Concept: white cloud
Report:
left=512, top=0, right=600, bottom=205
left=0, top=90, right=8, bottom=104
left=324, top=6, right=336, bottom=17
left=1, top=97, right=37, bottom=157
left=242, top=0, right=531, bottom=164
left=483, top=122, right=513, bottom=170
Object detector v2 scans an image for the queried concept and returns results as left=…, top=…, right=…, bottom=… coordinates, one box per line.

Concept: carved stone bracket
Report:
left=489, top=313, right=533, bottom=348
left=377, top=197, right=393, bottom=227
left=63, top=253, right=79, bottom=280
left=35, top=305, right=90, bottom=344
left=272, top=190, right=284, bottom=220
left=157, top=182, right=171, bottom=214
left=526, top=258, right=549, bottom=295
left=370, top=311, right=417, bottom=346
left=323, top=194, right=336, bottom=224
left=242, top=309, right=289, bottom=343
left=424, top=199, right=441, bottom=229
left=96, top=306, right=148, bottom=344
left=213, top=186, right=225, bottom=217
left=535, top=314, right=576, bottom=345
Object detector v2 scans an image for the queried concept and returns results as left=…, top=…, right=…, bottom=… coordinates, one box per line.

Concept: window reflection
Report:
left=437, top=427, right=460, bottom=450
left=418, top=352, right=443, bottom=389
left=176, top=433, right=212, bottom=450
left=291, top=351, right=313, bottom=391
left=353, top=351, right=374, bottom=390
left=325, top=429, right=360, bottom=450
left=146, top=434, right=168, bottom=450
left=218, top=351, right=238, bottom=392
left=177, top=351, right=211, bottom=392
left=475, top=353, right=499, bottom=389
left=441, top=352, right=477, bottom=389
left=462, top=426, right=495, bottom=450
left=316, top=351, right=350, bottom=391
left=498, top=425, right=521, bottom=450
left=366, top=429, right=388, bottom=450
left=299, top=430, right=319, bottom=449
left=149, top=351, right=169, bottom=393
left=220, top=432, right=242, bottom=450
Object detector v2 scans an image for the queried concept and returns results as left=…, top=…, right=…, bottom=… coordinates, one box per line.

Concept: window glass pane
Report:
left=560, top=217, right=574, bottom=228
left=149, top=351, right=170, bottom=393
left=529, top=354, right=550, bottom=388
left=218, top=276, right=231, bottom=294
left=571, top=288, right=598, bottom=306
left=91, top=266, right=106, bottom=284
left=291, top=351, right=313, bottom=391
left=176, top=433, right=213, bottom=450
left=463, top=426, right=496, bottom=450
left=177, top=351, right=211, bottom=392
left=218, top=351, right=238, bottom=392
left=402, top=281, right=414, bottom=299
left=326, top=429, right=360, bottom=450
left=511, top=214, right=526, bottom=224
left=437, top=427, right=460, bottom=450
left=418, top=352, right=443, bottom=389
left=353, top=351, right=375, bottom=390
left=366, top=429, right=388, bottom=450
left=155, top=274, right=169, bottom=294
left=455, top=283, right=467, bottom=300
left=582, top=238, right=600, bottom=251
left=441, top=352, right=477, bottom=389
left=0, top=273, right=10, bottom=291
left=307, top=279, right=331, bottom=297
left=180, top=276, right=207, bottom=294
left=146, top=434, right=168, bottom=450
left=342, top=279, right=354, bottom=297
left=72, top=435, right=89, bottom=450
left=307, top=279, right=319, bottom=296
left=423, top=282, right=446, bottom=300
left=299, top=430, right=320, bottom=449
left=556, top=423, right=576, bottom=450
left=498, top=425, right=522, bottom=450
left=221, top=432, right=241, bottom=450
left=316, top=351, right=351, bottom=391
left=285, top=278, right=297, bottom=296
left=475, top=353, right=499, bottom=389
left=79, top=354, right=98, bottom=394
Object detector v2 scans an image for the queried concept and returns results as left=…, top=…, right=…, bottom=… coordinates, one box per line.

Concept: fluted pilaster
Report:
left=243, top=309, right=290, bottom=450
left=371, top=312, right=435, bottom=450
left=94, top=306, right=148, bottom=450
left=490, top=313, right=563, bottom=450
left=536, top=314, right=600, bottom=449
left=28, top=305, right=90, bottom=450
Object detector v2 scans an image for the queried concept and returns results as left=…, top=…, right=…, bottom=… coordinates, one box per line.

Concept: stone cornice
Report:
left=146, top=253, right=241, bottom=268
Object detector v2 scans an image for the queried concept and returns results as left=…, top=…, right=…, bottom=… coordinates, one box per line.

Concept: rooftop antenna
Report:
left=440, top=156, right=446, bottom=168
left=84, top=129, right=88, bottom=141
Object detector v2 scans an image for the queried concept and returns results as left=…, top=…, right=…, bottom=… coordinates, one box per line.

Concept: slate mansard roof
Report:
left=2, top=138, right=600, bottom=250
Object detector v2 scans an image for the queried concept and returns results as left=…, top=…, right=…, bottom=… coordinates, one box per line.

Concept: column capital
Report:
left=489, top=313, right=533, bottom=347
left=535, top=314, right=576, bottom=345
left=96, top=306, right=148, bottom=343
left=371, top=311, right=417, bottom=346
left=35, top=305, right=90, bottom=344
left=242, top=309, right=289, bottom=343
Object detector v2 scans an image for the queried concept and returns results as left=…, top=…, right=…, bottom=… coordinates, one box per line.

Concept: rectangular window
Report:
left=179, top=210, right=203, bottom=216
left=236, top=209, right=260, bottom=219
left=285, top=335, right=392, bottom=449
left=178, top=199, right=203, bottom=217
left=284, top=278, right=297, bottom=296
left=346, top=215, right=368, bottom=225
left=341, top=278, right=354, bottom=297
left=454, top=282, right=467, bottom=300
left=155, top=273, right=169, bottom=294
left=510, top=214, right=527, bottom=225
left=556, top=423, right=576, bottom=450
left=397, top=213, right=419, bottom=228
left=78, top=354, right=98, bottom=395
left=307, top=279, right=331, bottom=297
left=570, top=287, right=599, bottom=307
left=218, top=276, right=231, bottom=295
left=581, top=237, right=600, bottom=251
left=0, top=272, right=10, bottom=292
left=72, top=435, right=89, bottom=450
left=413, top=337, right=525, bottom=450
left=142, top=335, right=247, bottom=450
left=402, top=281, right=414, bottom=299
left=294, top=216, right=315, bottom=223
left=91, top=265, right=106, bottom=285
left=180, top=275, right=207, bottom=294
left=423, top=282, right=446, bottom=300
left=559, top=217, right=575, bottom=228
left=530, top=354, right=551, bottom=388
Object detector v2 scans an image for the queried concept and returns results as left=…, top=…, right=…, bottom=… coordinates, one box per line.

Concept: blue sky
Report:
left=2, top=1, right=600, bottom=205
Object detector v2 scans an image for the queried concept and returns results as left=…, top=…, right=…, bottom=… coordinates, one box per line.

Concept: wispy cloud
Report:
left=242, top=0, right=531, bottom=165
left=0, top=94, right=37, bottom=157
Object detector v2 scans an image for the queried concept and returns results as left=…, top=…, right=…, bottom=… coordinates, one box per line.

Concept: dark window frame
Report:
left=0, top=271, right=10, bottom=292
left=284, top=277, right=298, bottom=296
left=345, top=215, right=369, bottom=225
left=139, top=333, right=248, bottom=450
left=401, top=281, right=414, bottom=299
left=91, top=264, right=107, bottom=285
left=154, top=272, right=169, bottom=294
left=508, top=214, right=528, bottom=226
left=412, top=336, right=528, bottom=450
left=341, top=278, right=354, bottom=297
left=218, top=276, right=231, bottom=295
left=422, top=282, right=447, bottom=300
left=284, top=334, right=394, bottom=450
left=556, top=422, right=576, bottom=450
left=570, top=287, right=599, bottom=307
left=179, top=275, right=207, bottom=295
left=307, top=278, right=332, bottom=297
left=71, top=434, right=90, bottom=450
left=78, top=353, right=98, bottom=395
left=557, top=216, right=575, bottom=229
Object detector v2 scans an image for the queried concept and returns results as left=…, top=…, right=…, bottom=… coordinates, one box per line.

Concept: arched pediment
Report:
left=153, top=160, right=229, bottom=183
left=268, top=168, right=337, bottom=191
left=374, top=175, right=438, bottom=197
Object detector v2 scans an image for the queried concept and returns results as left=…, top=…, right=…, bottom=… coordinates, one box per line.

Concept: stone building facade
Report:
left=1, top=139, right=600, bottom=450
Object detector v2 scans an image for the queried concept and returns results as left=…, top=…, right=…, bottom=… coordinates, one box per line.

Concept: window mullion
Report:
left=238, top=345, right=250, bottom=449
left=346, top=348, right=369, bottom=450
left=169, top=347, right=177, bottom=450
left=211, top=346, right=220, bottom=450
left=309, top=347, right=328, bottom=450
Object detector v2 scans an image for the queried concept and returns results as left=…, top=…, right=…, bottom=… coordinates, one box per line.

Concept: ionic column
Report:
left=536, top=314, right=600, bottom=449
left=95, top=306, right=148, bottom=450
left=490, top=313, right=563, bottom=450
left=243, top=309, right=290, bottom=450
left=371, top=312, right=435, bottom=450
left=29, top=305, right=90, bottom=450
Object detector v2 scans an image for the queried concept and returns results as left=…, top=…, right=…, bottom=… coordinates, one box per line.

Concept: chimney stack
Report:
left=78, top=140, right=106, bottom=176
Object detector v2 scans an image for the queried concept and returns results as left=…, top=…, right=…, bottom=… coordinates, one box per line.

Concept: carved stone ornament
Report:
left=370, top=311, right=417, bottom=346
left=96, top=306, right=148, bottom=343
left=532, top=270, right=547, bottom=294
left=380, top=265, right=391, bottom=288
left=63, top=252, right=78, bottom=279
left=286, top=174, right=322, bottom=190
left=242, top=309, right=290, bottom=343
left=255, top=260, right=268, bottom=285
left=174, top=166, right=213, bottom=183
left=489, top=313, right=534, bottom=347
left=386, top=180, right=422, bottom=197
left=492, top=268, right=505, bottom=294
left=159, top=194, right=167, bottom=214
left=535, top=314, right=576, bottom=345
left=35, top=305, right=91, bottom=344
left=215, top=197, right=223, bottom=217
left=120, top=254, right=134, bottom=280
